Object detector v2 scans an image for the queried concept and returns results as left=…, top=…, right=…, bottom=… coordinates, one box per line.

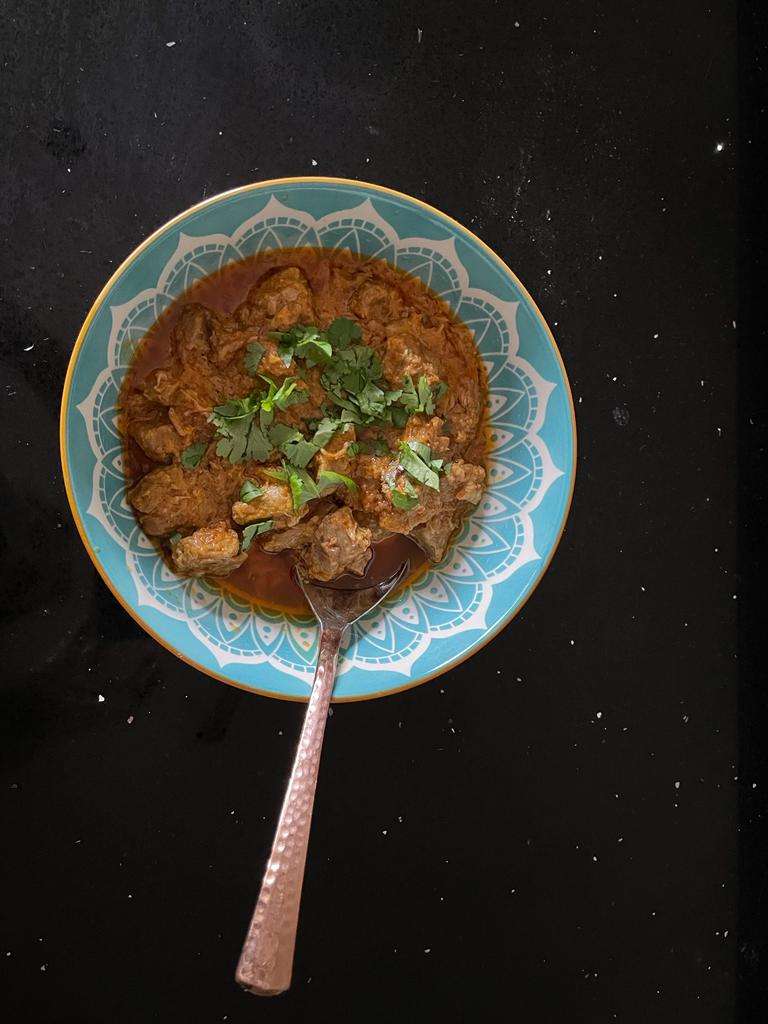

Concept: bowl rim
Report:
left=60, top=176, right=577, bottom=702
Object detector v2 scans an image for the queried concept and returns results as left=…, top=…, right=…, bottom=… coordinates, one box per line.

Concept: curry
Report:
left=120, top=248, right=488, bottom=612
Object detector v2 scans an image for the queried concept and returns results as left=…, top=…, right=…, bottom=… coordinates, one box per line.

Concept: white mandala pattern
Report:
left=77, top=197, right=563, bottom=686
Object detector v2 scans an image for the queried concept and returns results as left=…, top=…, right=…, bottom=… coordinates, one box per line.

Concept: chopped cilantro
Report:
left=241, top=519, right=273, bottom=551
left=269, top=324, right=334, bottom=367
left=390, top=478, right=419, bottom=510
left=317, top=470, right=358, bottom=494
left=244, top=340, right=265, bottom=375
left=287, top=467, right=320, bottom=509
left=180, top=442, right=206, bottom=469
left=169, top=532, right=183, bottom=546
left=282, top=437, right=319, bottom=469
left=326, top=316, right=362, bottom=348
left=258, top=375, right=306, bottom=412
left=240, top=479, right=264, bottom=503
left=349, top=438, right=391, bottom=457
left=398, top=441, right=443, bottom=490
left=399, top=375, right=447, bottom=416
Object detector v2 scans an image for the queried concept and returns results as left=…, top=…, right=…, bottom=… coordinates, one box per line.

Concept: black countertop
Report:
left=1, top=2, right=755, bottom=1021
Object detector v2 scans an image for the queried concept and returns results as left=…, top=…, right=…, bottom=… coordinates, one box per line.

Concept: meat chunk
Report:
left=261, top=504, right=335, bottom=553
left=349, top=279, right=405, bottom=323
left=236, top=267, right=316, bottom=330
left=128, top=461, right=239, bottom=536
left=171, top=303, right=217, bottom=364
left=382, top=317, right=441, bottom=387
left=378, top=459, right=486, bottom=553
left=231, top=478, right=308, bottom=529
left=410, top=518, right=458, bottom=563
left=444, top=460, right=485, bottom=504
left=122, top=391, right=188, bottom=462
left=171, top=521, right=247, bottom=577
left=300, top=508, right=372, bottom=581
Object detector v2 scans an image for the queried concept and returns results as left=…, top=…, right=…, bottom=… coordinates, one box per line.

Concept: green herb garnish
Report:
left=317, top=470, right=358, bottom=495
left=240, top=479, right=264, bottom=503
left=180, top=442, right=206, bottom=469
left=389, top=477, right=419, bottom=510
left=244, top=340, right=266, bottom=375
left=241, top=519, right=273, bottom=551
left=348, top=438, right=390, bottom=457
left=326, top=316, right=362, bottom=348
left=398, top=441, right=444, bottom=491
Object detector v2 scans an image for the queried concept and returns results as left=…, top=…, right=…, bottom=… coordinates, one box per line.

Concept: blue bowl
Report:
left=60, top=178, right=576, bottom=701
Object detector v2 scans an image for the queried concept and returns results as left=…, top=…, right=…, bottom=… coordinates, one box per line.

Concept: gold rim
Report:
left=60, top=176, right=577, bottom=703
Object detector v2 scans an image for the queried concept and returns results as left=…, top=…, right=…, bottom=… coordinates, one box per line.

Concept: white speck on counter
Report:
left=653, top=333, right=659, bottom=339
left=126, top=715, right=134, bottom=725
left=382, top=829, right=388, bottom=835
left=417, top=27, right=422, bottom=43
left=674, top=781, right=680, bottom=789
left=596, top=711, right=602, bottom=719
left=715, top=142, right=724, bottom=152
left=424, top=948, right=431, bottom=954
left=569, top=639, right=575, bottom=645
left=592, top=856, right=598, bottom=862
left=40, top=965, right=47, bottom=972
left=23, top=344, right=34, bottom=351
left=97, top=694, right=105, bottom=702
left=166, top=41, right=176, bottom=47
left=311, top=158, right=317, bottom=166
left=514, top=20, right=520, bottom=27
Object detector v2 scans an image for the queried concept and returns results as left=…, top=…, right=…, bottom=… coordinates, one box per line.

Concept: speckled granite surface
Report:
left=0, top=2, right=746, bottom=1020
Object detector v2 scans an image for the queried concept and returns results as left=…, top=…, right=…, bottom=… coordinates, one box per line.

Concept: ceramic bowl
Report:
left=60, top=178, right=576, bottom=700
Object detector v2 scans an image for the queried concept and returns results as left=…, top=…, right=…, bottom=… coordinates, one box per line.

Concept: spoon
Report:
left=235, top=559, right=410, bottom=996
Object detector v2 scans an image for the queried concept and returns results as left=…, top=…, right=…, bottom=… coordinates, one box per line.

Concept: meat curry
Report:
left=120, top=248, right=488, bottom=612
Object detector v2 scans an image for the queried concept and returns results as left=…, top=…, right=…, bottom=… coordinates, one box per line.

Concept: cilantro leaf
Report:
left=241, top=519, right=273, bottom=551
left=244, top=340, right=265, bottom=375
left=349, top=438, right=391, bottom=457
left=317, top=470, right=358, bottom=494
left=406, top=439, right=432, bottom=463
left=398, top=441, right=441, bottom=490
left=397, top=374, right=447, bottom=416
left=282, top=437, right=319, bottom=469
left=327, top=316, right=362, bottom=349
left=180, top=442, right=206, bottom=469
left=258, top=375, right=305, bottom=412
left=268, top=423, right=302, bottom=447
left=287, top=467, right=320, bottom=510
left=240, top=479, right=264, bottom=503
left=244, top=424, right=272, bottom=462
left=295, top=329, right=333, bottom=366
left=262, top=467, right=290, bottom=481
left=311, top=416, right=342, bottom=448
left=390, top=478, right=419, bottom=510
left=399, top=375, right=419, bottom=411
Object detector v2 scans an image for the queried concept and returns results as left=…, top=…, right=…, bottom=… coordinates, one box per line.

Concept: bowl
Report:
left=60, top=178, right=576, bottom=700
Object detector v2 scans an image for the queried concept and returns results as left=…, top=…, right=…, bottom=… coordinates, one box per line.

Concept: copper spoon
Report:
left=235, top=560, right=410, bottom=996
